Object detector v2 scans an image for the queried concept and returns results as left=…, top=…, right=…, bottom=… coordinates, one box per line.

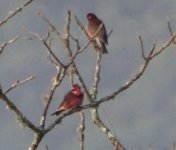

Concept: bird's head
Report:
left=71, top=84, right=82, bottom=95
left=87, top=13, right=97, bottom=21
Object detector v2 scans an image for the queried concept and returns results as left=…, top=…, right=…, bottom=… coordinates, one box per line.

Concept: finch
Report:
left=51, top=84, right=84, bottom=116
left=86, top=13, right=108, bottom=54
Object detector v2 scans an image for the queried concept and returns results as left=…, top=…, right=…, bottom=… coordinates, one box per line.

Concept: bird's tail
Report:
left=92, top=40, right=108, bottom=54
left=51, top=110, right=64, bottom=116
left=101, top=43, right=108, bottom=54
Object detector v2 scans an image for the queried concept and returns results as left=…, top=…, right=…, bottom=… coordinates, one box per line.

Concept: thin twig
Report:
left=45, top=26, right=52, bottom=43
left=74, top=14, right=89, bottom=37
left=43, top=40, right=65, bottom=67
left=107, top=29, right=113, bottom=37
left=47, top=54, right=59, bottom=67
left=45, top=27, right=60, bottom=67
left=0, top=35, right=20, bottom=55
left=167, top=19, right=176, bottom=44
left=4, top=75, right=35, bottom=94
left=167, top=18, right=176, bottom=43
left=37, top=12, right=68, bottom=53
left=69, top=33, right=81, bottom=50
left=37, top=12, right=61, bottom=37
left=24, top=27, right=65, bottom=68
left=0, top=0, right=34, bottom=26
left=148, top=43, right=156, bottom=58
left=138, top=35, right=146, bottom=60
left=150, top=34, right=176, bottom=58
left=167, top=19, right=174, bottom=37
left=45, top=144, right=49, bottom=150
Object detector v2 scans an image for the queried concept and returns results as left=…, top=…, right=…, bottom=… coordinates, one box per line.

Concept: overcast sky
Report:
left=0, top=0, right=176, bottom=150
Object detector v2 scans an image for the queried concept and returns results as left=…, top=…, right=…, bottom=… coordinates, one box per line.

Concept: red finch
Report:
left=87, top=13, right=108, bottom=54
left=51, top=84, right=84, bottom=116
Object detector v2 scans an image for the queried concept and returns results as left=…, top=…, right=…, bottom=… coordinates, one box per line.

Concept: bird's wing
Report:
left=97, top=23, right=108, bottom=45
left=58, top=91, right=72, bottom=109
left=59, top=92, right=83, bottom=110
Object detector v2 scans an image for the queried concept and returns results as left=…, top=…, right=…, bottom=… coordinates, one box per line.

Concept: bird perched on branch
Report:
left=86, top=13, right=108, bottom=54
left=51, top=84, right=84, bottom=116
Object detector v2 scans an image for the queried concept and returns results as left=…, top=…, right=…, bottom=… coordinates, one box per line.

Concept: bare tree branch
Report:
left=28, top=132, right=44, bottom=150
left=62, top=11, right=91, bottom=100
left=23, top=26, right=68, bottom=129
left=44, top=32, right=173, bottom=132
left=91, top=52, right=102, bottom=100
left=62, top=32, right=175, bottom=150
left=66, top=23, right=103, bottom=68
left=74, top=13, right=125, bottom=149
left=77, top=111, right=85, bottom=150
left=63, top=10, right=75, bottom=86
left=40, top=67, right=67, bottom=129
left=71, top=13, right=121, bottom=149
left=64, top=13, right=108, bottom=102
left=89, top=51, right=124, bottom=149
left=168, top=20, right=174, bottom=37
left=167, top=18, right=176, bottom=44
left=0, top=35, right=20, bottom=55
left=43, top=35, right=174, bottom=143
left=0, top=89, right=40, bottom=132
left=37, top=11, right=98, bottom=73
left=64, top=10, right=72, bottom=57
left=74, top=14, right=89, bottom=37
left=0, top=0, right=34, bottom=26
left=95, top=34, right=176, bottom=107
left=138, top=35, right=146, bottom=60
left=4, top=75, right=35, bottom=94
left=24, top=27, right=65, bottom=68
left=1, top=75, right=43, bottom=145
left=150, top=34, right=176, bottom=58
left=37, top=12, right=61, bottom=37
left=91, top=109, right=125, bottom=150
left=1, top=8, right=174, bottom=150
left=42, top=33, right=175, bottom=129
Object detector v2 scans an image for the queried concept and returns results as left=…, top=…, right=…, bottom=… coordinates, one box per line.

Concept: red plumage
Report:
left=51, top=84, right=84, bottom=116
left=86, top=13, right=108, bottom=54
